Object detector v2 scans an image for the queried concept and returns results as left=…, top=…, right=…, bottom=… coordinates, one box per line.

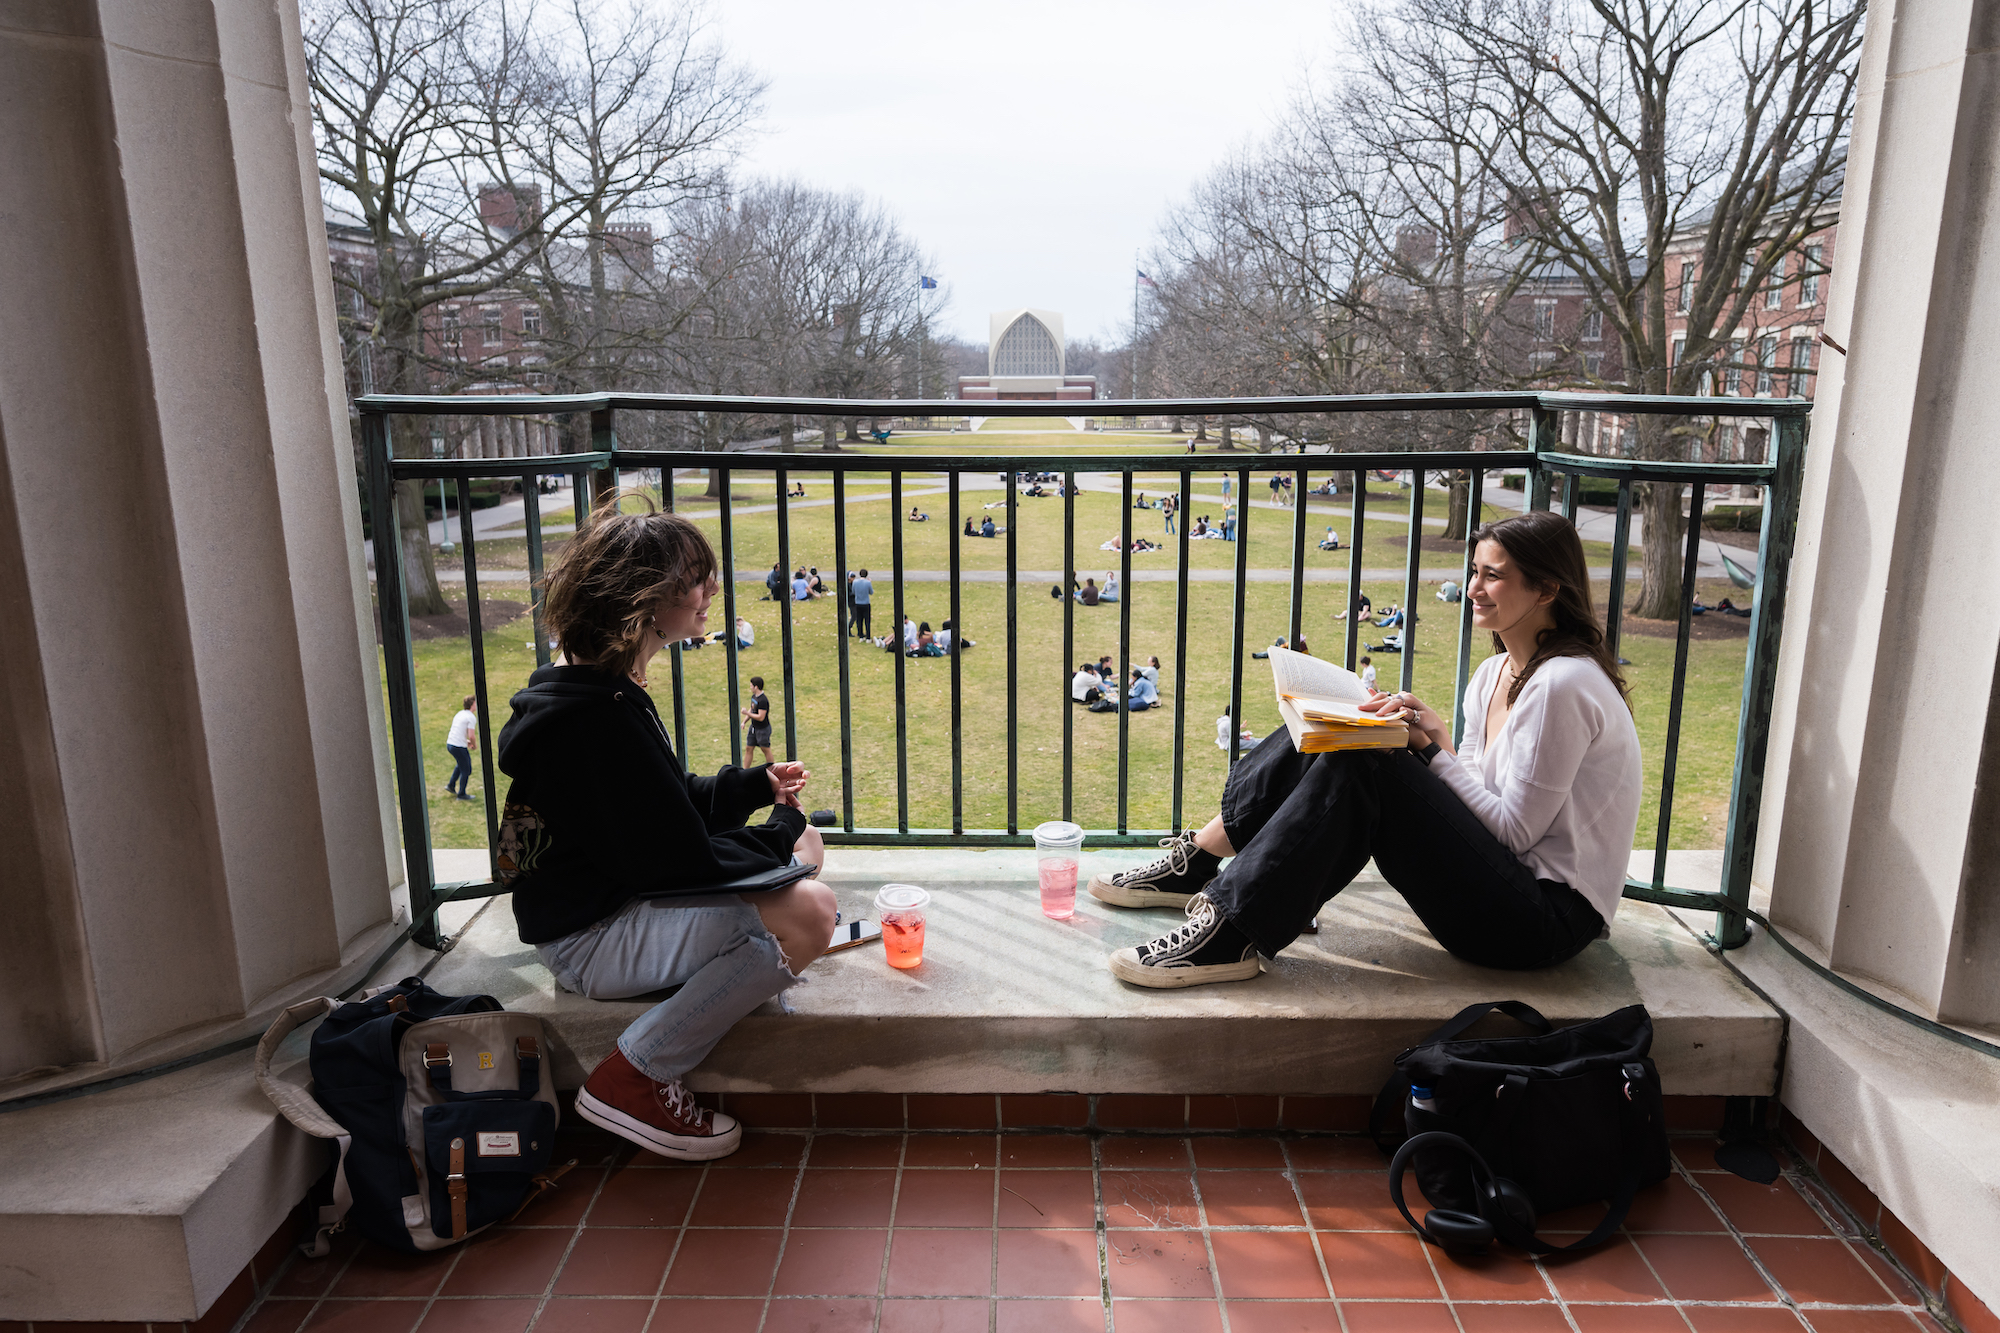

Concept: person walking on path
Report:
left=742, top=677, right=773, bottom=765
left=849, top=569, right=873, bottom=639
left=445, top=695, right=478, bottom=800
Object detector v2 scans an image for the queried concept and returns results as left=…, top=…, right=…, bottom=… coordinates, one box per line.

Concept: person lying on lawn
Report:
left=1089, top=510, right=1642, bottom=988
left=496, top=492, right=836, bottom=1159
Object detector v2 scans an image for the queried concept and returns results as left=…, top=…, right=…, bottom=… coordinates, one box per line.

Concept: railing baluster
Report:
left=891, top=469, right=908, bottom=833
left=1529, top=408, right=1557, bottom=511
left=363, top=411, right=438, bottom=947
left=1452, top=468, right=1486, bottom=748
left=1344, top=468, right=1367, bottom=671
left=1062, top=470, right=1075, bottom=822
left=1289, top=464, right=1308, bottom=646
left=1118, top=469, right=1133, bottom=834
left=1172, top=467, right=1191, bottom=832
left=1606, top=480, right=1633, bottom=658
left=523, top=478, right=548, bottom=669
left=1228, top=467, right=1250, bottom=763
left=1007, top=465, right=1019, bottom=835
left=719, top=468, right=741, bottom=770
left=1400, top=468, right=1425, bottom=694
left=1561, top=470, right=1580, bottom=523
left=949, top=471, right=963, bottom=835
left=776, top=467, right=797, bottom=761
left=456, top=475, right=499, bottom=865
left=833, top=470, right=854, bottom=832
left=663, top=465, right=686, bottom=762
left=1654, top=481, right=1707, bottom=889
left=1719, top=414, right=1808, bottom=947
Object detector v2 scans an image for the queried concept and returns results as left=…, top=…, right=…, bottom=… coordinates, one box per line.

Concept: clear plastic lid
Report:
left=875, top=883, right=931, bottom=911
left=1032, top=820, right=1084, bottom=846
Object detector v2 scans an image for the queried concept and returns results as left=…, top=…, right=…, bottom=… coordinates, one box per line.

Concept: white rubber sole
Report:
left=1087, top=874, right=1203, bottom=909
left=1107, top=946, right=1262, bottom=989
left=575, top=1088, right=743, bottom=1161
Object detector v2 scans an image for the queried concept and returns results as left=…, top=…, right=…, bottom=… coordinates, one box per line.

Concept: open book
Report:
left=1268, top=646, right=1411, bottom=753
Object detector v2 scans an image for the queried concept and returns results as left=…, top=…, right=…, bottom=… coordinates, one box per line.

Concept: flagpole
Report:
left=1131, top=254, right=1140, bottom=400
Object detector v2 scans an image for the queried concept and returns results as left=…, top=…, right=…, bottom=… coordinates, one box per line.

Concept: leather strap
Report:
left=424, top=1042, right=453, bottom=1093
left=515, top=1035, right=542, bottom=1098
left=448, top=1136, right=468, bottom=1238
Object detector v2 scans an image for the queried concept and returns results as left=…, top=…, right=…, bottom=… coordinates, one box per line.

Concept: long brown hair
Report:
left=540, top=489, right=716, bottom=681
left=1473, top=510, right=1630, bottom=708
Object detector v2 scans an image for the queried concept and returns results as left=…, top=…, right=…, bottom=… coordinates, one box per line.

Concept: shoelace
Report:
left=1119, top=833, right=1196, bottom=884
left=659, top=1078, right=708, bottom=1127
left=1143, top=894, right=1218, bottom=956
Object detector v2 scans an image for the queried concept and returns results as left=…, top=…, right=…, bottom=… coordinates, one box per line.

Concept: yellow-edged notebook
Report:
left=1269, top=646, right=1410, bottom=753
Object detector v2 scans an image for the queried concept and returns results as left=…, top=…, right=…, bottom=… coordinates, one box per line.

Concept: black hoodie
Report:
left=495, top=663, right=806, bottom=944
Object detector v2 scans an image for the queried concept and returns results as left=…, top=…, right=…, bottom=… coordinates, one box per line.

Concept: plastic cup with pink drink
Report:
left=1032, top=820, right=1085, bottom=920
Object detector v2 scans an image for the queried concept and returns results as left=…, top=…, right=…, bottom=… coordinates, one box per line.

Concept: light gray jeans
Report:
left=537, top=893, right=802, bottom=1083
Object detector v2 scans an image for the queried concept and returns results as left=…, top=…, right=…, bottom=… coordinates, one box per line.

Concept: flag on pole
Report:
left=1136, top=270, right=1157, bottom=287
left=920, top=275, right=938, bottom=289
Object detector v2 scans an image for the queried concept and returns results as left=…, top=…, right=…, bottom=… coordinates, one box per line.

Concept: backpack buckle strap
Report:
left=515, top=1035, right=543, bottom=1098
left=425, top=1043, right=453, bottom=1093
left=447, top=1136, right=468, bottom=1238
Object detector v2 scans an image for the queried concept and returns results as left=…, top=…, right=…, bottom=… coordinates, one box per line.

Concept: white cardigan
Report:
left=1430, top=653, right=1642, bottom=932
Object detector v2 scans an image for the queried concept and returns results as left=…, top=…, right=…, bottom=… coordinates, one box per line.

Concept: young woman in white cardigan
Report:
left=1092, top=510, right=1642, bottom=986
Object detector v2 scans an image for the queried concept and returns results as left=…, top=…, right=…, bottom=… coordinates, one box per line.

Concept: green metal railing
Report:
left=360, top=391, right=1807, bottom=955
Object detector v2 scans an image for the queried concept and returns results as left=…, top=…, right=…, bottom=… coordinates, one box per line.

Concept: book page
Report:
left=1268, top=646, right=1366, bottom=704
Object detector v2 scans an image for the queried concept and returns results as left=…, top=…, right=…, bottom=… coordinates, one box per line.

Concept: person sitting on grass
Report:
left=1215, top=704, right=1258, bottom=753
left=496, top=493, right=835, bottom=1161
left=907, top=505, right=929, bottom=522
left=1319, top=527, right=1342, bottom=551
left=1072, top=663, right=1104, bottom=704
left=1088, top=510, right=1641, bottom=993
left=1100, top=572, right=1121, bottom=603
left=963, top=515, right=978, bottom=537
left=981, top=516, right=997, bottom=538
left=1075, top=577, right=1101, bottom=606
left=1127, top=666, right=1159, bottom=711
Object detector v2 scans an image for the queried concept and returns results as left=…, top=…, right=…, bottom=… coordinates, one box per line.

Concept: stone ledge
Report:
left=425, top=847, right=1783, bottom=1098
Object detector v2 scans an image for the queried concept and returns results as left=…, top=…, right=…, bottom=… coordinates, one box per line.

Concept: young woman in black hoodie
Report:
left=497, top=496, right=836, bottom=1160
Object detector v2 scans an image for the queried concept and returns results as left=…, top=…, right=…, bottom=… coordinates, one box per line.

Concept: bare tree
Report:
left=1414, top=0, right=1861, bottom=615
left=307, top=0, right=760, bottom=612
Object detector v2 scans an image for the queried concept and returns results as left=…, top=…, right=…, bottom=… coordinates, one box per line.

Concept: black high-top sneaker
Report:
left=1108, top=893, right=1262, bottom=988
left=1088, top=832, right=1222, bottom=909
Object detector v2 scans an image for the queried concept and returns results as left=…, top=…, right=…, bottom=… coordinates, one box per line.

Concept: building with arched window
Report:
left=958, top=308, right=1097, bottom=400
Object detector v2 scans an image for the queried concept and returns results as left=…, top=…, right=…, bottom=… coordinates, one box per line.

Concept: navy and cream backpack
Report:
left=256, top=977, right=571, bottom=1255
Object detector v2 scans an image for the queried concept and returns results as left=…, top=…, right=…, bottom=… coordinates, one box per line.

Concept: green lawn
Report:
left=389, top=565, right=1752, bottom=867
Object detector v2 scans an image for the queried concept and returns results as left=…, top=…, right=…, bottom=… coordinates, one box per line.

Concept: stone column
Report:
left=1750, top=0, right=2000, bottom=1311
left=0, top=0, right=398, bottom=1089
left=1757, top=0, right=2000, bottom=1028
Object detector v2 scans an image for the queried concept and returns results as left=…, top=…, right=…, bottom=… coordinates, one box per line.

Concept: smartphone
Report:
left=823, top=919, right=883, bottom=954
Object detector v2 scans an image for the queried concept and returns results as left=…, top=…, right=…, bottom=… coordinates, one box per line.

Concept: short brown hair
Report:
left=540, top=489, right=716, bottom=681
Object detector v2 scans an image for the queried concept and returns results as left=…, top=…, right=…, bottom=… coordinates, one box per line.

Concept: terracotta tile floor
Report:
left=237, top=1130, right=1946, bottom=1333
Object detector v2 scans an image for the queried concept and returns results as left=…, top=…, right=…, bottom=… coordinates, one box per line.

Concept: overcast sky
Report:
left=711, top=0, right=1339, bottom=347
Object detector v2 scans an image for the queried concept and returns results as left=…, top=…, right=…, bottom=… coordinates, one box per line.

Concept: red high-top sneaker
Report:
left=575, top=1048, right=742, bottom=1160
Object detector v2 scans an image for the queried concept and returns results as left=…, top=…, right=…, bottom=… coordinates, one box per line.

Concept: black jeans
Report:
left=852, top=604, right=872, bottom=638
left=445, top=744, right=472, bottom=795
left=1206, top=729, right=1603, bottom=970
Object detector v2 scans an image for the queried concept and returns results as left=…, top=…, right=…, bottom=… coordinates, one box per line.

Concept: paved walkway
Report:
left=409, top=466, right=1756, bottom=586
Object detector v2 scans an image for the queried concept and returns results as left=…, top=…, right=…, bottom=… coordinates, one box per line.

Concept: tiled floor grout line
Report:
left=1278, top=1137, right=1343, bottom=1333
left=987, top=1132, right=1003, bottom=1333
left=748, top=1149, right=811, bottom=1333
left=639, top=1156, right=702, bottom=1333
left=1611, top=1201, right=1699, bottom=1332
left=865, top=1130, right=900, bottom=1333
left=1088, top=1135, right=1115, bottom=1333
left=1677, top=1157, right=1816, bottom=1325
left=1186, top=1138, right=1237, bottom=1333
left=524, top=1155, right=616, bottom=1333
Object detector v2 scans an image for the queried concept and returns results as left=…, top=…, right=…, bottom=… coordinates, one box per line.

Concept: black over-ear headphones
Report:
left=1389, top=1131, right=1541, bottom=1254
